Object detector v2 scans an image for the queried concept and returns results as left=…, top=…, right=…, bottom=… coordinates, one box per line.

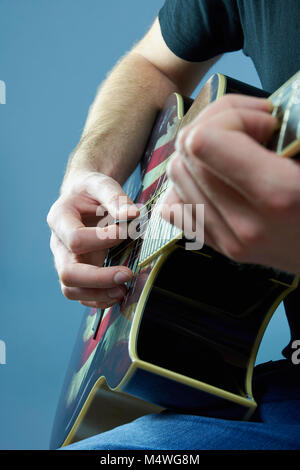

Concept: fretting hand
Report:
left=161, top=94, right=300, bottom=274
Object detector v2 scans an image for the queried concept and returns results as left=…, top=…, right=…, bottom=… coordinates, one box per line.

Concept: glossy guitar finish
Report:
left=51, top=72, right=300, bottom=449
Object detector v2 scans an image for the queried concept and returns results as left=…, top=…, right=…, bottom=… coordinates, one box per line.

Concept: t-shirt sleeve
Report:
left=158, top=0, right=244, bottom=62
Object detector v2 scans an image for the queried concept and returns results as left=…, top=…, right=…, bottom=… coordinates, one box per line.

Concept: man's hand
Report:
left=161, top=94, right=300, bottom=274
left=47, top=171, right=139, bottom=308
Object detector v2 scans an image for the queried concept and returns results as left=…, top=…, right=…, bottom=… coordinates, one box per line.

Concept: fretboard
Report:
left=137, top=180, right=183, bottom=266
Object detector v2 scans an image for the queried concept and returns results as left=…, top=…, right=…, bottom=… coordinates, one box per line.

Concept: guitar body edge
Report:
left=60, top=369, right=162, bottom=448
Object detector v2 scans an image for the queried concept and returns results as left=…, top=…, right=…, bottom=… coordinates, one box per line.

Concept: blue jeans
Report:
left=63, top=360, right=300, bottom=450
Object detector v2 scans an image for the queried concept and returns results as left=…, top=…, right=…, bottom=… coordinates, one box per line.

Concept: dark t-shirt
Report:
left=158, top=0, right=300, bottom=359
left=158, top=0, right=300, bottom=93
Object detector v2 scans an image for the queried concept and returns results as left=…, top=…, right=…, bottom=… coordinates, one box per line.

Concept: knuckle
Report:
left=68, top=230, right=83, bottom=254
left=185, top=126, right=206, bottom=157
left=236, top=222, right=264, bottom=247
left=178, top=123, right=207, bottom=159
left=223, top=240, right=248, bottom=263
left=177, top=127, right=190, bottom=151
left=61, top=285, right=75, bottom=300
left=59, top=267, right=74, bottom=287
left=46, top=205, right=55, bottom=228
left=47, top=198, right=66, bottom=228
left=107, top=191, right=123, bottom=207
left=167, top=154, right=183, bottom=180
left=262, top=189, right=295, bottom=215
left=224, top=222, right=265, bottom=263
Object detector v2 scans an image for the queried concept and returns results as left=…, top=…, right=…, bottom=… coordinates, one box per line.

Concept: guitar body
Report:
left=50, top=73, right=300, bottom=449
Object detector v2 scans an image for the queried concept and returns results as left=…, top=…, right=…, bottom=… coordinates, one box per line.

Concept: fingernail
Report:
left=114, top=271, right=132, bottom=284
left=108, top=287, right=124, bottom=299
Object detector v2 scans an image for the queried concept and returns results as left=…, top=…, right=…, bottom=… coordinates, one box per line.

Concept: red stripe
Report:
left=139, top=174, right=167, bottom=204
left=145, top=140, right=175, bottom=174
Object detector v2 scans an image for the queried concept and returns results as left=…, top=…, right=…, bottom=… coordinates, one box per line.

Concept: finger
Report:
left=51, top=233, right=133, bottom=288
left=48, top=201, right=130, bottom=254
left=177, top=123, right=283, bottom=204
left=180, top=107, right=277, bottom=156
left=60, top=264, right=133, bottom=289
left=161, top=192, right=224, bottom=254
left=177, top=94, right=273, bottom=147
left=61, top=284, right=127, bottom=303
left=47, top=171, right=140, bottom=254
left=83, top=172, right=140, bottom=220
left=165, top=156, right=242, bottom=253
left=176, top=152, right=268, bottom=250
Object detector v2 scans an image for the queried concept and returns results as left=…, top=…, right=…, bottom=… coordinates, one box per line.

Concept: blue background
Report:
left=0, top=0, right=291, bottom=450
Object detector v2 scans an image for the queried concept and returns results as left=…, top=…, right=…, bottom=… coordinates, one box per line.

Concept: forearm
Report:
left=62, top=51, right=180, bottom=191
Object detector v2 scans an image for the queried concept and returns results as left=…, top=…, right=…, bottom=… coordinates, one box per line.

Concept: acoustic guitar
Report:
left=50, top=71, right=300, bottom=449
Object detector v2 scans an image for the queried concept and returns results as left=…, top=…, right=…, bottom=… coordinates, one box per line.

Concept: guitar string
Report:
left=107, top=182, right=168, bottom=263
left=116, top=180, right=180, bottom=304
left=117, top=152, right=162, bottom=301
left=106, top=171, right=172, bottom=264
left=115, top=150, right=174, bottom=226
left=142, top=167, right=171, bottom=258
left=123, top=168, right=175, bottom=297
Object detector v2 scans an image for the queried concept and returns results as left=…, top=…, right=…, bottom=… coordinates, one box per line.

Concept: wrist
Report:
left=61, top=136, right=137, bottom=194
